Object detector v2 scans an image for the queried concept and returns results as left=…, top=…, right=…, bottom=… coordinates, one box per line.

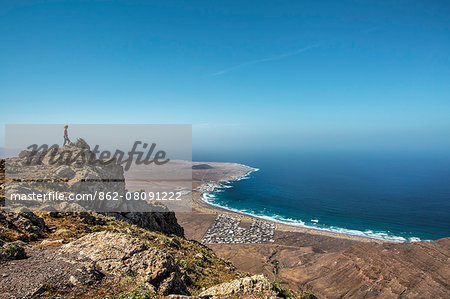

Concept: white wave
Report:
left=200, top=165, right=425, bottom=243
left=409, top=237, right=422, bottom=242
left=203, top=193, right=216, bottom=199
left=235, top=163, right=260, bottom=173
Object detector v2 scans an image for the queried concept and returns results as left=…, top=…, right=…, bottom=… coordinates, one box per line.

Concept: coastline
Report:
left=196, top=163, right=434, bottom=243
left=191, top=162, right=381, bottom=244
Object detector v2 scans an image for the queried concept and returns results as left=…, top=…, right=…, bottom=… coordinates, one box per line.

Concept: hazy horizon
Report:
left=1, top=1, right=449, bottom=153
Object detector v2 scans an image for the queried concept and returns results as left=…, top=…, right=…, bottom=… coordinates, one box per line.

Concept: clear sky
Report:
left=1, top=0, right=449, bottom=153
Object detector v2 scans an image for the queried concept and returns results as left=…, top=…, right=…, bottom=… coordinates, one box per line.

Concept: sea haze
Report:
left=194, top=150, right=450, bottom=241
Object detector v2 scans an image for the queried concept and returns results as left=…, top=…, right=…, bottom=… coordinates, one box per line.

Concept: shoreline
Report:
left=192, top=163, right=382, bottom=243
left=200, top=163, right=396, bottom=243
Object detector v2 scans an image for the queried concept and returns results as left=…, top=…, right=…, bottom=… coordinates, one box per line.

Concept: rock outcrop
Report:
left=112, top=210, right=184, bottom=238
left=6, top=139, right=127, bottom=213
left=0, top=231, right=189, bottom=297
left=0, top=209, right=49, bottom=241
left=199, top=274, right=279, bottom=298
left=60, top=231, right=189, bottom=296
left=2, top=138, right=185, bottom=237
left=0, top=159, right=4, bottom=206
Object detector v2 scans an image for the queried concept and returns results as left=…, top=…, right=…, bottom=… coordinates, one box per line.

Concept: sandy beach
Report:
left=179, top=161, right=379, bottom=243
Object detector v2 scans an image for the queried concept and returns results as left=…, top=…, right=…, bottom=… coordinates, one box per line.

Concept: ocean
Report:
left=194, top=150, right=450, bottom=242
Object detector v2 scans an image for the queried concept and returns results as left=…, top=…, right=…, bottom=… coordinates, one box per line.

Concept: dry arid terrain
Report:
left=175, top=162, right=450, bottom=298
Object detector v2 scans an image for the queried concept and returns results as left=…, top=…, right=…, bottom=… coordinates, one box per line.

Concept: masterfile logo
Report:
left=4, top=124, right=192, bottom=213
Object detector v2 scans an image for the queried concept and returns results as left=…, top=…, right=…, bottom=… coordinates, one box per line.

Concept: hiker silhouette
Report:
left=63, top=125, right=71, bottom=146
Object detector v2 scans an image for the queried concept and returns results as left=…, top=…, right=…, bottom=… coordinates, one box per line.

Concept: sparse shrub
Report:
left=90, top=225, right=104, bottom=232
left=2, top=243, right=26, bottom=259
left=298, top=290, right=317, bottom=299
left=199, top=247, right=211, bottom=258
left=0, top=227, right=22, bottom=242
left=271, top=281, right=291, bottom=298
left=37, top=284, right=57, bottom=294
left=176, top=258, right=189, bottom=270
left=53, top=228, right=75, bottom=238
left=118, top=286, right=153, bottom=299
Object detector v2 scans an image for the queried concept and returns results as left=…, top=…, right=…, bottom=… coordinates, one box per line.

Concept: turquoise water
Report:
left=195, top=151, right=450, bottom=242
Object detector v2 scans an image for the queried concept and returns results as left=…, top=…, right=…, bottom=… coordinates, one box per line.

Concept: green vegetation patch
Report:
left=118, top=285, right=155, bottom=299
left=2, top=243, right=26, bottom=259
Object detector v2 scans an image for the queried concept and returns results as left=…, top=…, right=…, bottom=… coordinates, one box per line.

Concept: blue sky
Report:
left=1, top=0, right=449, bottom=153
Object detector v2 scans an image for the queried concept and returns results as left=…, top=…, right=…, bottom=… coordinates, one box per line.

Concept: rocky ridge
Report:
left=2, top=139, right=184, bottom=237
left=199, top=274, right=278, bottom=298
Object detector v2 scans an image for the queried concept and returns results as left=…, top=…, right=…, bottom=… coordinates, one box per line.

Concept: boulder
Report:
left=0, top=209, right=49, bottom=241
left=60, top=231, right=189, bottom=295
left=199, top=274, right=279, bottom=298
left=73, top=138, right=90, bottom=150
left=54, top=165, right=76, bottom=180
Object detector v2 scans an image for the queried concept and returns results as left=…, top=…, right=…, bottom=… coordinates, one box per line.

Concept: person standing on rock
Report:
left=63, top=125, right=71, bottom=146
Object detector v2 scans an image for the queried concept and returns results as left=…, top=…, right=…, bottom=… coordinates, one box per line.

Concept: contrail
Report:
left=212, top=44, right=318, bottom=76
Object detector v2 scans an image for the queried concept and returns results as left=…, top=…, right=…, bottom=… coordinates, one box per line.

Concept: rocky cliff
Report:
left=2, top=139, right=184, bottom=237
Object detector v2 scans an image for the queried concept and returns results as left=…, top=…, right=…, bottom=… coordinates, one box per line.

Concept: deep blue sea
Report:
left=194, top=150, right=450, bottom=241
